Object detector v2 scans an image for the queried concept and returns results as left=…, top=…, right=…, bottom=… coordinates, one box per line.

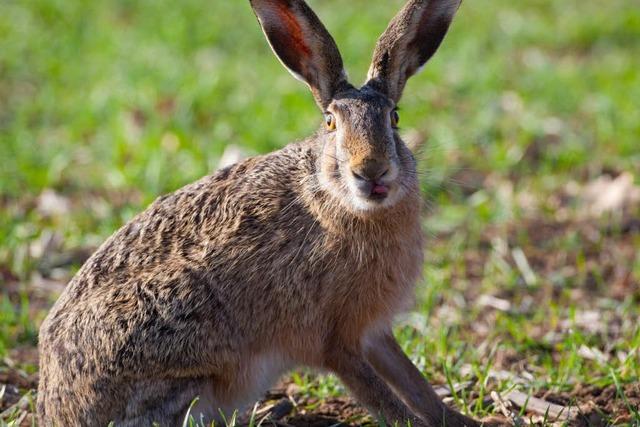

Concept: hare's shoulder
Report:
left=150, top=141, right=313, bottom=214
left=144, top=143, right=312, bottom=226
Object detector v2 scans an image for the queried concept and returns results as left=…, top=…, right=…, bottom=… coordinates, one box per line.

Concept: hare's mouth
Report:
left=347, top=178, right=404, bottom=213
left=372, top=183, right=389, bottom=196
left=369, top=190, right=389, bottom=202
left=355, top=180, right=390, bottom=202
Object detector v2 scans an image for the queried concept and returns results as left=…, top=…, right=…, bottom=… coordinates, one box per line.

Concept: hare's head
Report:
left=251, top=0, right=461, bottom=213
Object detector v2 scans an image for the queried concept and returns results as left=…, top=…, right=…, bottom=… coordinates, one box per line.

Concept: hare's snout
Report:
left=350, top=159, right=394, bottom=201
left=344, top=154, right=402, bottom=208
left=350, top=158, right=389, bottom=182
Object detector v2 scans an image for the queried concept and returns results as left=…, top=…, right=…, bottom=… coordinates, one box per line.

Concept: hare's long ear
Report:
left=366, top=0, right=461, bottom=103
left=250, top=0, right=348, bottom=110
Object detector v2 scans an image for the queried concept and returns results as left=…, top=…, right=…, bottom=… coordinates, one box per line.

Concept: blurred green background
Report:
left=1, top=0, right=638, bottom=253
left=1, top=0, right=639, bottom=423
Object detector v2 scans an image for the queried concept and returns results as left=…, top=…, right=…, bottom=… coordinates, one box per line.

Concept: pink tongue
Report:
left=372, top=184, right=388, bottom=195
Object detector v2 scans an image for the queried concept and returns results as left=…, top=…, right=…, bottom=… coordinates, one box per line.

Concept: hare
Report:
left=38, top=0, right=480, bottom=426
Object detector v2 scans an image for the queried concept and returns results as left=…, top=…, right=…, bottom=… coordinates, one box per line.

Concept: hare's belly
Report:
left=244, top=351, right=292, bottom=396
left=217, top=351, right=292, bottom=410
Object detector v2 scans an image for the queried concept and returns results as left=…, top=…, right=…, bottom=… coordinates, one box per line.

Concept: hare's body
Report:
left=38, top=140, right=422, bottom=425
left=39, top=1, right=483, bottom=426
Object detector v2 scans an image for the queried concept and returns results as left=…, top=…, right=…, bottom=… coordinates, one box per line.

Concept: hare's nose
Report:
left=351, top=160, right=389, bottom=182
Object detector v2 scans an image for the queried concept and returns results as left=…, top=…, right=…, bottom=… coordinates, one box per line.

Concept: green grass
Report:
left=1, top=0, right=639, bottom=424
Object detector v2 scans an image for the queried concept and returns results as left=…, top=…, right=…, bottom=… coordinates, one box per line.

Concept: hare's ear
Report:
left=366, top=0, right=461, bottom=103
left=250, top=0, right=348, bottom=109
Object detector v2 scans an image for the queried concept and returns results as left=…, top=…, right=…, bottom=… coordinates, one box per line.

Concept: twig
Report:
left=491, top=391, right=525, bottom=426
left=504, top=390, right=579, bottom=421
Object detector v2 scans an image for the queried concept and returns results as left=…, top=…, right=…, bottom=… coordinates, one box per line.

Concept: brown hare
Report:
left=38, top=0, right=481, bottom=426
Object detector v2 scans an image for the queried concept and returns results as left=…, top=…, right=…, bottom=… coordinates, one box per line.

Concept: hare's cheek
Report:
left=319, top=148, right=340, bottom=180
left=334, top=128, right=351, bottom=157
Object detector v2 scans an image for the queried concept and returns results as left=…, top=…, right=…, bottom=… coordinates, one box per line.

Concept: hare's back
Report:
left=40, top=144, right=316, bottom=374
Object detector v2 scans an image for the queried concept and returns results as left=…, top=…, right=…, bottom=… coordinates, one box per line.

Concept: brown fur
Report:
left=38, top=1, right=479, bottom=426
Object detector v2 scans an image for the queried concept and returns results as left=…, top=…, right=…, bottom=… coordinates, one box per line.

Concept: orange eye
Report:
left=324, top=113, right=336, bottom=131
left=391, top=109, right=400, bottom=128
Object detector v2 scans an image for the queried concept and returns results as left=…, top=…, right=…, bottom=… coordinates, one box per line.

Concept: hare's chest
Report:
left=333, top=232, right=424, bottom=325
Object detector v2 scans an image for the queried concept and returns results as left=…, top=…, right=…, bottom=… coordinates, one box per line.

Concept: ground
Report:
left=0, top=0, right=639, bottom=426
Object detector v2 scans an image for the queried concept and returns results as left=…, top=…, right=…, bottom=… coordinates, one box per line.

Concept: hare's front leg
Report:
left=324, top=344, right=427, bottom=427
left=364, top=330, right=479, bottom=427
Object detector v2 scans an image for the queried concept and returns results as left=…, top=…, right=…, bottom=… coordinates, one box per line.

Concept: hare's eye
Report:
left=390, top=109, right=400, bottom=128
left=324, top=113, right=336, bottom=131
